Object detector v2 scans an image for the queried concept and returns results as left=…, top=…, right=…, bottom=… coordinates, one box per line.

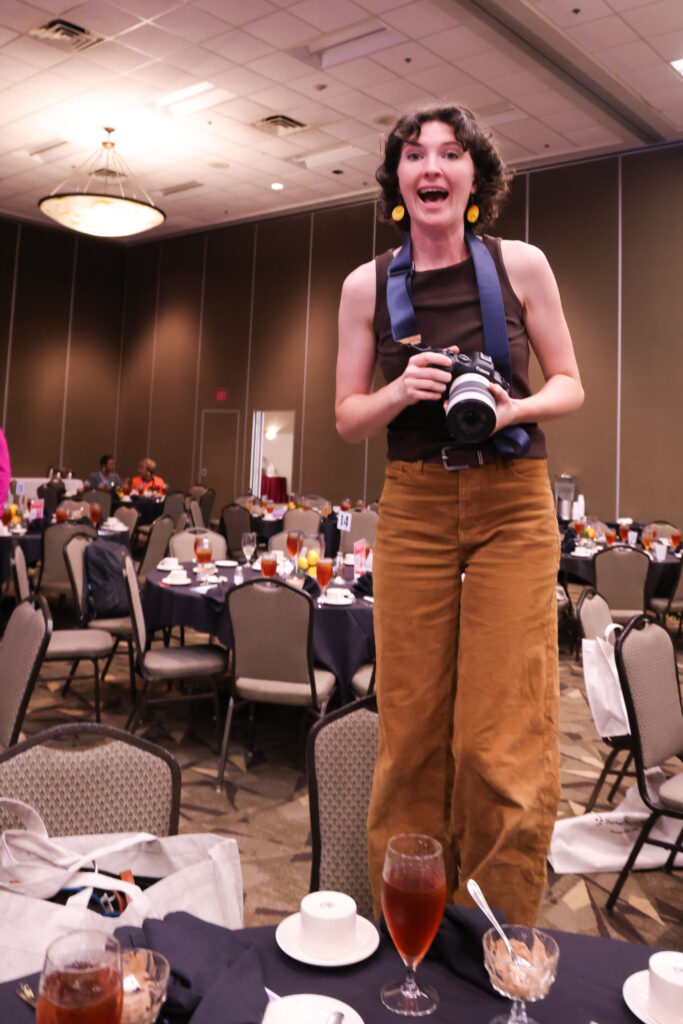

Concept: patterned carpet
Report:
left=10, top=586, right=683, bottom=951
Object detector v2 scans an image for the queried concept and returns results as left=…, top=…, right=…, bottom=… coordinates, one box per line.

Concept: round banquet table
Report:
left=126, top=494, right=165, bottom=525
left=0, top=532, right=42, bottom=584
left=1, top=908, right=656, bottom=1024
left=142, top=564, right=374, bottom=703
left=560, top=545, right=680, bottom=606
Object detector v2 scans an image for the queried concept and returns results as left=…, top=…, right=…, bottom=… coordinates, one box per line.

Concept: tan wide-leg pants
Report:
left=368, top=456, right=560, bottom=926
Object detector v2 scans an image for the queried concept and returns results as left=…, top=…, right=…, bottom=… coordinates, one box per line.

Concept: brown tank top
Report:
left=373, top=235, right=546, bottom=462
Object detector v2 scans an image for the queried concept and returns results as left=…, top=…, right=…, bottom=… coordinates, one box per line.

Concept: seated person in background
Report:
left=131, top=457, right=165, bottom=494
left=88, top=454, right=121, bottom=491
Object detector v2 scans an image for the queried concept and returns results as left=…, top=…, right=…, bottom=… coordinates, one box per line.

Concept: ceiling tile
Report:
left=568, top=15, right=639, bottom=50
left=380, top=0, right=458, bottom=38
left=127, top=60, right=199, bottom=91
left=246, top=50, right=314, bottom=82
left=371, top=40, right=443, bottom=74
left=288, top=0, right=369, bottom=32
left=644, top=82, right=683, bottom=110
left=562, top=123, right=626, bottom=147
left=154, top=6, right=234, bottom=44
left=164, top=45, right=233, bottom=77
left=448, top=81, right=510, bottom=111
left=349, top=0, right=405, bottom=15
left=60, top=2, right=141, bottom=37
left=0, top=2, right=55, bottom=34
left=210, top=65, right=275, bottom=95
left=120, top=22, right=188, bottom=58
left=203, top=29, right=275, bottom=63
left=364, top=76, right=432, bottom=105
left=647, top=27, right=683, bottom=61
left=323, top=87, right=393, bottom=118
left=538, top=107, right=597, bottom=131
left=0, top=26, right=18, bottom=46
left=81, top=39, right=153, bottom=72
left=484, top=70, right=548, bottom=100
left=619, top=0, right=683, bottom=36
left=286, top=69, right=356, bottom=99
left=0, top=49, right=45, bottom=82
left=533, top=0, right=613, bottom=27
left=623, top=63, right=683, bottom=93
left=2, top=36, right=71, bottom=69
left=115, top=0, right=181, bottom=16
left=49, top=55, right=117, bottom=86
left=516, top=89, right=573, bottom=116
left=195, top=0, right=278, bottom=27
left=404, top=62, right=477, bottom=95
left=325, top=56, right=395, bottom=87
left=246, top=10, right=319, bottom=48
left=596, top=39, right=664, bottom=75
left=420, top=25, right=496, bottom=62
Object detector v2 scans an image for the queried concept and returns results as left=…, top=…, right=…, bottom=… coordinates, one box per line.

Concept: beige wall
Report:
left=0, top=141, right=680, bottom=521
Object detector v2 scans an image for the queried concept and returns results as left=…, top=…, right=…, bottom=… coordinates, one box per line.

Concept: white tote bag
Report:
left=582, top=630, right=630, bottom=737
left=0, top=799, right=243, bottom=982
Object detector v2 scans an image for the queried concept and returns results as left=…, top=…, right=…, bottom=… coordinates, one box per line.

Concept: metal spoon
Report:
left=466, top=878, right=531, bottom=967
left=15, top=981, right=37, bottom=1009
left=326, top=1014, right=344, bottom=1024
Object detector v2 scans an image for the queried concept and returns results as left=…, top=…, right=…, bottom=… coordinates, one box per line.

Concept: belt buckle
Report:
left=441, top=447, right=484, bottom=472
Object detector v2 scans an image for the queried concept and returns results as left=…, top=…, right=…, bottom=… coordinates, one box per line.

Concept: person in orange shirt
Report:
left=131, top=457, right=165, bottom=494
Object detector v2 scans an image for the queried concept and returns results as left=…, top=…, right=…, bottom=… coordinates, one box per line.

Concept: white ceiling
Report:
left=0, top=0, right=681, bottom=240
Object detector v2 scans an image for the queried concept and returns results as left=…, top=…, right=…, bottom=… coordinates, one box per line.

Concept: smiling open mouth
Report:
left=418, top=188, right=448, bottom=203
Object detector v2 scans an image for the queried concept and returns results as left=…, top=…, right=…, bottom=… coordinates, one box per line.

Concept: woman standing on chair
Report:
left=336, top=105, right=583, bottom=925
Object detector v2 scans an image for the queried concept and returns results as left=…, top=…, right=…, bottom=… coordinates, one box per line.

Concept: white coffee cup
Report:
left=298, top=891, right=357, bottom=960
left=160, top=557, right=179, bottom=569
left=262, top=994, right=344, bottom=1024
left=649, top=950, right=683, bottom=1024
left=166, top=569, right=188, bottom=584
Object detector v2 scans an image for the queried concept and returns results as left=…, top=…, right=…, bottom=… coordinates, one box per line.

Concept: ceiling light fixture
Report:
left=292, top=18, right=405, bottom=69
left=271, top=182, right=284, bottom=190
left=38, top=127, right=165, bottom=238
left=671, top=58, right=683, bottom=76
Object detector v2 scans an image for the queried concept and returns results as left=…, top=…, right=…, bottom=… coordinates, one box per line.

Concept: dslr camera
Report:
left=433, top=350, right=509, bottom=444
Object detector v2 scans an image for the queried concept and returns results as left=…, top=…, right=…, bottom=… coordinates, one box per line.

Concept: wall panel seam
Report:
left=113, top=251, right=129, bottom=464
left=616, top=155, right=622, bottom=521
left=299, top=213, right=314, bottom=494
left=147, top=247, right=161, bottom=455
left=242, top=225, right=258, bottom=491
left=59, top=236, right=78, bottom=468
left=2, top=224, right=21, bottom=434
left=191, top=233, right=208, bottom=484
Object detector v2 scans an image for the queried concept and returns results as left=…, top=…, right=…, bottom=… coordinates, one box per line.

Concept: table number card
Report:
left=337, top=511, right=352, bottom=532
left=354, top=538, right=366, bottom=578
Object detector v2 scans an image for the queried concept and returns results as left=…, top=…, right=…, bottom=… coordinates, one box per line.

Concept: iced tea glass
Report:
left=89, top=503, right=102, bottom=528
left=261, top=553, right=277, bottom=579
left=316, top=558, right=333, bottom=605
left=671, top=529, right=682, bottom=552
left=604, top=526, right=616, bottom=545
left=36, top=931, right=123, bottom=1024
left=381, top=834, right=446, bottom=1016
left=55, top=506, right=67, bottom=523
left=641, top=526, right=656, bottom=551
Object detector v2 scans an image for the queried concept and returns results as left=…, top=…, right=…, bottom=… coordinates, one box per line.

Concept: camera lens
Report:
left=445, top=374, right=497, bottom=443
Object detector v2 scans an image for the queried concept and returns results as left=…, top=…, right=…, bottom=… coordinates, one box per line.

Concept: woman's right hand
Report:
left=398, top=348, right=457, bottom=405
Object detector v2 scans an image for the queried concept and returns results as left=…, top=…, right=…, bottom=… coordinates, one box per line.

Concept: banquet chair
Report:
left=59, top=499, right=89, bottom=519
left=137, top=514, right=174, bottom=584
left=606, top=615, right=683, bottom=910
left=0, top=597, right=52, bottom=749
left=198, top=487, right=215, bottom=525
left=339, top=509, right=379, bottom=556
left=13, top=544, right=115, bottom=723
left=80, top=488, right=112, bottom=519
left=650, top=560, right=683, bottom=634
left=575, top=588, right=634, bottom=812
left=122, top=553, right=229, bottom=735
left=189, top=499, right=204, bottom=528
left=350, top=663, right=375, bottom=699
left=37, top=481, right=64, bottom=518
left=0, top=723, right=180, bottom=835
left=35, top=521, right=96, bottom=602
left=301, top=495, right=329, bottom=513
left=135, top=491, right=186, bottom=547
left=113, top=505, right=139, bottom=538
left=222, top=503, right=250, bottom=560
left=593, top=546, right=649, bottom=624
left=234, top=493, right=257, bottom=509
left=306, top=696, right=378, bottom=919
left=169, top=528, right=227, bottom=562
left=217, top=579, right=336, bottom=790
left=643, top=521, right=678, bottom=542
left=63, top=533, right=136, bottom=699
left=283, top=508, right=321, bottom=536
left=189, top=485, right=207, bottom=503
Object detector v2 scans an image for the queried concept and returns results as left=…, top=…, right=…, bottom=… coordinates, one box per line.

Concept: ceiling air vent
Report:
left=29, top=19, right=103, bottom=52
left=161, top=181, right=203, bottom=197
left=254, top=115, right=307, bottom=138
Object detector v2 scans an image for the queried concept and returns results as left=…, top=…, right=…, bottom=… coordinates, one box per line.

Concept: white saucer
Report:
left=215, top=559, right=238, bottom=567
left=321, top=588, right=354, bottom=606
left=623, top=970, right=660, bottom=1024
left=265, top=993, right=364, bottom=1024
left=163, top=577, right=191, bottom=586
left=275, top=912, right=379, bottom=968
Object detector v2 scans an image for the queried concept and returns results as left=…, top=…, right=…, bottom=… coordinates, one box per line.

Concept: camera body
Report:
left=434, top=349, right=509, bottom=444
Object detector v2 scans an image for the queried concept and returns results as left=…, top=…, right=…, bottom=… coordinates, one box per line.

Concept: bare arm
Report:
left=335, top=260, right=455, bottom=443
left=490, top=240, right=584, bottom=433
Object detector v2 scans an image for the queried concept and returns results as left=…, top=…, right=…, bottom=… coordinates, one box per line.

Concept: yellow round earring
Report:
left=391, top=204, right=405, bottom=222
left=466, top=201, right=480, bottom=225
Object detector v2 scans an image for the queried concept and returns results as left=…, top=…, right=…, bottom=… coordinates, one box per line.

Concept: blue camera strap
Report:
left=386, top=231, right=530, bottom=456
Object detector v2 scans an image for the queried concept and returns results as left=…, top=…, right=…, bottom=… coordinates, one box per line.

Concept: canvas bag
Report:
left=0, top=799, right=243, bottom=981
left=85, top=539, right=129, bottom=618
left=549, top=774, right=683, bottom=874
left=582, top=625, right=630, bottom=737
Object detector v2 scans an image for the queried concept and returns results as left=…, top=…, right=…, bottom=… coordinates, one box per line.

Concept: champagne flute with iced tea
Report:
left=381, top=834, right=446, bottom=1016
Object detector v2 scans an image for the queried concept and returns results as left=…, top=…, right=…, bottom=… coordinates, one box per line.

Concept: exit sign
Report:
left=215, top=389, right=228, bottom=402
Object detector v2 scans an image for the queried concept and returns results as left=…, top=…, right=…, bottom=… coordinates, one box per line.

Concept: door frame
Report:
left=198, top=408, right=241, bottom=500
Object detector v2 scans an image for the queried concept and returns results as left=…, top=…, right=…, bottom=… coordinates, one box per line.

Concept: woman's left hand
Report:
left=488, top=383, right=518, bottom=434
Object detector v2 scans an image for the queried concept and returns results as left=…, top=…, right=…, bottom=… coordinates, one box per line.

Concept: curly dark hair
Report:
left=376, top=105, right=511, bottom=235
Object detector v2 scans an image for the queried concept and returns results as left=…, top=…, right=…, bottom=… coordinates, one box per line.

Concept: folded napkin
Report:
left=560, top=530, right=576, bottom=554
left=302, top=575, right=320, bottom=598
left=352, top=572, right=373, bottom=598
left=116, top=912, right=267, bottom=1024
left=26, top=519, right=43, bottom=534
left=380, top=904, right=507, bottom=996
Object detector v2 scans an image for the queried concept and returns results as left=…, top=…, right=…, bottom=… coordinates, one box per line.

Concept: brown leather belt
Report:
left=426, top=446, right=500, bottom=471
